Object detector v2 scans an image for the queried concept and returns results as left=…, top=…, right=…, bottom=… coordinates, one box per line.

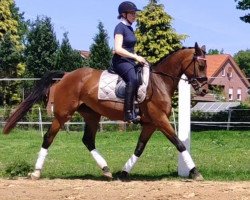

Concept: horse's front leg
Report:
left=119, top=123, right=156, bottom=180
left=156, top=114, right=204, bottom=181
left=29, top=118, right=61, bottom=180
left=78, top=106, right=112, bottom=180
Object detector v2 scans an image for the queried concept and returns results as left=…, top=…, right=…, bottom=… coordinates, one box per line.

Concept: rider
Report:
left=112, top=1, right=147, bottom=123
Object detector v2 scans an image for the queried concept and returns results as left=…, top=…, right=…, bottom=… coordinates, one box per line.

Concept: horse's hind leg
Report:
left=29, top=118, right=61, bottom=180
left=78, top=105, right=112, bottom=179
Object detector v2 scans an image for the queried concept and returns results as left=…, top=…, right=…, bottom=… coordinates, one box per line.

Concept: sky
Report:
left=14, top=0, right=250, bottom=56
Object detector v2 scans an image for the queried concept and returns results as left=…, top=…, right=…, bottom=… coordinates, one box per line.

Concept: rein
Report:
left=151, top=70, right=188, bottom=82
left=151, top=55, right=207, bottom=84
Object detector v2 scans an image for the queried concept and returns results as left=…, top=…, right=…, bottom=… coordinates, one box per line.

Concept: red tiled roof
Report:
left=206, top=54, right=250, bottom=87
left=206, top=54, right=229, bottom=77
left=80, top=50, right=90, bottom=58
left=80, top=50, right=115, bottom=59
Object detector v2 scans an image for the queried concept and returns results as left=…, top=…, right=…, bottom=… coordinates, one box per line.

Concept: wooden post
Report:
left=38, top=107, right=43, bottom=137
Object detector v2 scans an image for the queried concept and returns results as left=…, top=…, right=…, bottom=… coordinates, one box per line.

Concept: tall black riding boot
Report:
left=124, top=83, right=140, bottom=123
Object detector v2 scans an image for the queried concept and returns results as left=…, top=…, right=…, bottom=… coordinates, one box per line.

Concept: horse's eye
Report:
left=198, top=61, right=206, bottom=70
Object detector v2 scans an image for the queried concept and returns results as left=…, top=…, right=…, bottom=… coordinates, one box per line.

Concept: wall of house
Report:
left=209, top=60, right=249, bottom=101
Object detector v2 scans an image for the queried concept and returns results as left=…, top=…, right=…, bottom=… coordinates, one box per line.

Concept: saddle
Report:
left=107, top=64, right=143, bottom=99
left=98, top=63, right=150, bottom=103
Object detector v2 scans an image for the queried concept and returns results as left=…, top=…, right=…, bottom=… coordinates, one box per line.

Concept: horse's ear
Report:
left=195, top=42, right=199, bottom=49
left=201, top=45, right=206, bottom=53
left=194, top=42, right=199, bottom=53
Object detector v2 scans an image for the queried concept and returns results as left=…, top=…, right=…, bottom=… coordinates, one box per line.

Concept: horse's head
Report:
left=182, top=42, right=208, bottom=96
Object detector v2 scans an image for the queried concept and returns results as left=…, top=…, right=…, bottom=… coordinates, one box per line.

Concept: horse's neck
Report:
left=152, top=56, right=183, bottom=97
left=150, top=49, right=195, bottom=99
left=150, top=72, right=177, bottom=100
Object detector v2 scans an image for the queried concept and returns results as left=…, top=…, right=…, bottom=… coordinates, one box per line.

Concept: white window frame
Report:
left=227, top=67, right=233, bottom=78
left=229, top=88, right=233, bottom=101
left=237, top=88, right=242, bottom=101
left=222, top=67, right=225, bottom=76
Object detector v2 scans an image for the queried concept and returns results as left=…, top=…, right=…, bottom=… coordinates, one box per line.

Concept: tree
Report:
left=0, top=33, right=22, bottom=105
left=10, top=2, right=28, bottom=45
left=0, top=0, right=18, bottom=40
left=0, top=0, right=26, bottom=48
left=235, top=0, right=250, bottom=23
left=24, top=16, right=59, bottom=78
left=135, top=0, right=187, bottom=64
left=207, top=49, right=224, bottom=55
left=234, top=49, right=250, bottom=78
left=0, top=1, right=26, bottom=105
left=55, top=32, right=84, bottom=72
left=88, top=21, right=113, bottom=70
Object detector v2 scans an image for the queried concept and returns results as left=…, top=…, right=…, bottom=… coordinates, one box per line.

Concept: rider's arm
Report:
left=114, top=34, right=147, bottom=64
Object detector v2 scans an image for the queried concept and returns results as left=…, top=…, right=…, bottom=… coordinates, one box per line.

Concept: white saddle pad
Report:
left=98, top=64, right=150, bottom=103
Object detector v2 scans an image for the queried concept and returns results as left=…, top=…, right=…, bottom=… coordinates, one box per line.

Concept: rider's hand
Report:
left=135, top=54, right=148, bottom=65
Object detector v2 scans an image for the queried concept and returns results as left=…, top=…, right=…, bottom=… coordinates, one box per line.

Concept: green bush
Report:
left=191, top=103, right=250, bottom=131
left=5, top=160, right=33, bottom=178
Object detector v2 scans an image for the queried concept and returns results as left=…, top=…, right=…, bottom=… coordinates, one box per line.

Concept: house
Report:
left=80, top=50, right=90, bottom=59
left=80, top=50, right=115, bottom=59
left=194, top=54, right=250, bottom=102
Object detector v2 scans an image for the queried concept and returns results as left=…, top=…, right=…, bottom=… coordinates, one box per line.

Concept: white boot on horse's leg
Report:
left=118, top=154, right=139, bottom=181
left=181, top=150, right=204, bottom=181
left=28, top=148, right=48, bottom=180
left=90, top=149, right=113, bottom=180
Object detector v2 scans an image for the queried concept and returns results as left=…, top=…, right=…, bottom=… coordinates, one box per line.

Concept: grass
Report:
left=191, top=130, right=250, bottom=180
left=0, top=129, right=249, bottom=181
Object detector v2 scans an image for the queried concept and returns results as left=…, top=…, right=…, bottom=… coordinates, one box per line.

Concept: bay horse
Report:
left=3, top=42, right=208, bottom=181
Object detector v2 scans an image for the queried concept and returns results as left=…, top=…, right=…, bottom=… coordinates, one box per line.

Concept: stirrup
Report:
left=131, top=116, right=141, bottom=124
left=125, top=111, right=141, bottom=124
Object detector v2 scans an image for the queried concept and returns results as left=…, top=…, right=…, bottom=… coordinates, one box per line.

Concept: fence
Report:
left=0, top=106, right=129, bottom=136
left=0, top=106, right=180, bottom=135
left=191, top=108, right=250, bottom=131
left=1, top=106, right=250, bottom=135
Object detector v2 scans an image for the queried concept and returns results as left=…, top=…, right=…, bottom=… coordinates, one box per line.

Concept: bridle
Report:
left=151, top=54, right=208, bottom=92
left=184, top=55, right=208, bottom=91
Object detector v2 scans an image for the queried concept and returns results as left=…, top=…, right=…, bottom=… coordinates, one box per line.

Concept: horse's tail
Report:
left=3, top=70, right=65, bottom=134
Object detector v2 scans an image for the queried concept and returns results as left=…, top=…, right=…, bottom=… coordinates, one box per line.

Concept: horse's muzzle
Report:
left=190, top=77, right=208, bottom=96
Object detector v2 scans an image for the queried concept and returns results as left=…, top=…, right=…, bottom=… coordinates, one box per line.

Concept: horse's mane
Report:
left=152, top=46, right=194, bottom=67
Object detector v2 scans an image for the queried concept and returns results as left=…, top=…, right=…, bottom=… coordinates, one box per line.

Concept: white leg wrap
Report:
left=122, top=154, right=139, bottom=173
left=90, top=149, right=107, bottom=169
left=181, top=150, right=195, bottom=170
left=35, top=148, right=48, bottom=170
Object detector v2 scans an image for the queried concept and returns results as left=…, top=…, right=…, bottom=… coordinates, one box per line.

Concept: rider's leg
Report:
left=123, top=68, right=140, bottom=122
left=113, top=62, right=140, bottom=123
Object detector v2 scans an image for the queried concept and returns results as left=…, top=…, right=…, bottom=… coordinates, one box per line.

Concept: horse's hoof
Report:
left=189, top=167, right=204, bottom=181
left=117, top=171, right=130, bottom=182
left=28, top=170, right=41, bottom=180
left=103, top=171, right=113, bottom=180
left=102, top=166, right=113, bottom=180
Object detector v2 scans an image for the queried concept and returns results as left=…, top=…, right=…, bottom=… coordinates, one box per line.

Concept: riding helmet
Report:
left=118, top=1, right=141, bottom=15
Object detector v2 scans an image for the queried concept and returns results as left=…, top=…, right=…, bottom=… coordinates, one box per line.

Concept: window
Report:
left=228, top=88, right=233, bottom=101
left=222, top=67, right=225, bottom=76
left=227, top=67, right=233, bottom=78
left=237, top=88, right=241, bottom=101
